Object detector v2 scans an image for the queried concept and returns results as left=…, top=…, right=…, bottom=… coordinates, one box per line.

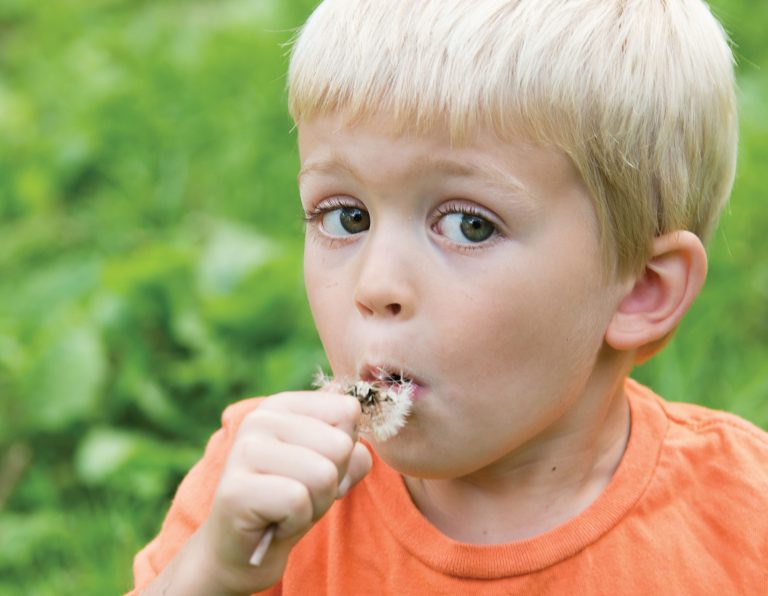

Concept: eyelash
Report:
left=431, top=202, right=503, bottom=251
left=302, top=198, right=503, bottom=251
left=302, top=197, right=359, bottom=225
left=302, top=197, right=362, bottom=247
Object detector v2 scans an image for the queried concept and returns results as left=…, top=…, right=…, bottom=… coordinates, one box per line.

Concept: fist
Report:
left=199, top=391, right=372, bottom=593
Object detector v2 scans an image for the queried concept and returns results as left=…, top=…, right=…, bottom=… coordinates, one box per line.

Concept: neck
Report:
left=403, top=364, right=632, bottom=544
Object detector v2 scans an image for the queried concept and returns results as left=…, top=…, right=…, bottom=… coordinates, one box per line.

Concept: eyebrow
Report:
left=298, top=155, right=360, bottom=184
left=298, top=153, right=529, bottom=195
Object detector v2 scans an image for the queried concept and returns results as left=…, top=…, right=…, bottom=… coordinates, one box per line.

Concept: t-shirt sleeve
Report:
left=129, top=398, right=265, bottom=594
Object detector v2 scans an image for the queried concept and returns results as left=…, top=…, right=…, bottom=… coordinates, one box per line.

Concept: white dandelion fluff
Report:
left=314, top=370, right=414, bottom=441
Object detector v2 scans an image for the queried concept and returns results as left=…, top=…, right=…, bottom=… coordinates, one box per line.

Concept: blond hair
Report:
left=288, top=0, right=738, bottom=277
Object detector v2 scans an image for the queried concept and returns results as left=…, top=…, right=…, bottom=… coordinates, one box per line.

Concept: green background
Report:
left=0, top=1, right=765, bottom=593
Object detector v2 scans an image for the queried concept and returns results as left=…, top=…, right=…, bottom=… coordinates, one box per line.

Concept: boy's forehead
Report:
left=296, top=113, right=587, bottom=205
left=297, top=111, right=547, bottom=165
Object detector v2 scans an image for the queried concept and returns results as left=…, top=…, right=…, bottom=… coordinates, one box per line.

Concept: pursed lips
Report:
left=358, top=362, right=426, bottom=399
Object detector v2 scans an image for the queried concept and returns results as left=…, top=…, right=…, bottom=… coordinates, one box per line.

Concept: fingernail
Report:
left=337, top=474, right=352, bottom=499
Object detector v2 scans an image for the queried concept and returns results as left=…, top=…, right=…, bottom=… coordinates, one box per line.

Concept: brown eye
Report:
left=322, top=207, right=370, bottom=236
left=339, top=207, right=370, bottom=233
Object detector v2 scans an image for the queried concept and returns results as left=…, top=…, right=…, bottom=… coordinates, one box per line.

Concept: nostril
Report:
left=387, top=303, right=402, bottom=316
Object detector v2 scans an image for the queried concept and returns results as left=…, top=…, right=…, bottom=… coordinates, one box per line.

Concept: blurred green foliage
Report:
left=0, top=0, right=765, bottom=593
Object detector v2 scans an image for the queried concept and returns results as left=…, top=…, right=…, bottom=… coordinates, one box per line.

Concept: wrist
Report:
left=183, top=526, right=253, bottom=596
left=141, top=528, right=249, bottom=596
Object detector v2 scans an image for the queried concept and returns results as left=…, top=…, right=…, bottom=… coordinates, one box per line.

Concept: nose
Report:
left=353, top=233, right=417, bottom=320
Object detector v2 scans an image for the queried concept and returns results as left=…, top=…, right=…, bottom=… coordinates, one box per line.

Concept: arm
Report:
left=133, top=392, right=371, bottom=595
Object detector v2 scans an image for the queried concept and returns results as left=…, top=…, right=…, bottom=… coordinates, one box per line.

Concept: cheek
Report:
left=441, top=259, right=611, bottom=381
left=303, top=248, right=340, bottom=339
left=303, top=246, right=360, bottom=375
left=303, top=247, right=323, bottom=318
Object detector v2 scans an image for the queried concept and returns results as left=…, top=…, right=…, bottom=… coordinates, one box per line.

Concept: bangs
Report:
left=287, top=0, right=573, bottom=145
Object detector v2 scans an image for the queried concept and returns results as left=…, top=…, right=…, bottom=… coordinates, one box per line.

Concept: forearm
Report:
left=139, top=529, right=251, bottom=596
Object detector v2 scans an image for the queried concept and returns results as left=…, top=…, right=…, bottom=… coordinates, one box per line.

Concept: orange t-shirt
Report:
left=131, top=379, right=768, bottom=594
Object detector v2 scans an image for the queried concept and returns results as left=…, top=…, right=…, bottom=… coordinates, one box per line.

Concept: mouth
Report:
left=359, top=363, right=423, bottom=395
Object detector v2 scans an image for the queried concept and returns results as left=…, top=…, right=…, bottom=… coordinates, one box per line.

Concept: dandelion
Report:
left=250, top=369, right=414, bottom=566
left=315, top=369, right=414, bottom=441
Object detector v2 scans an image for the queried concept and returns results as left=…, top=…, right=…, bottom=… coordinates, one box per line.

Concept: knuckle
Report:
left=339, top=395, right=362, bottom=421
left=328, top=431, right=354, bottom=461
left=239, top=410, right=286, bottom=443
left=309, top=458, right=340, bottom=493
left=240, top=409, right=273, bottom=433
left=260, top=392, right=299, bottom=412
left=237, top=436, right=266, bottom=465
left=283, top=481, right=312, bottom=518
left=259, top=394, right=285, bottom=411
left=280, top=482, right=314, bottom=536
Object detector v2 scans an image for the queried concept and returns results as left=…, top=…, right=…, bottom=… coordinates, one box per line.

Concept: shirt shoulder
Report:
left=656, top=395, right=768, bottom=473
left=661, top=397, right=768, bottom=438
left=632, top=387, right=768, bottom=578
left=627, top=379, right=768, bottom=471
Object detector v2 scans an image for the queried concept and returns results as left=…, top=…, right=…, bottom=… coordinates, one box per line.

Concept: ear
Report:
left=605, top=231, right=708, bottom=363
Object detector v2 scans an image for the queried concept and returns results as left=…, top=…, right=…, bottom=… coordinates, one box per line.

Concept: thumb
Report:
left=337, top=442, right=373, bottom=498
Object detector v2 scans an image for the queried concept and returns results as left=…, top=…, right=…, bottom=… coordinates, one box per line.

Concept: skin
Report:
left=141, top=112, right=707, bottom=593
left=143, top=392, right=373, bottom=595
left=299, top=113, right=635, bottom=542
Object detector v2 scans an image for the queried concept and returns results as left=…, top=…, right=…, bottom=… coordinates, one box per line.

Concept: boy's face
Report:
left=298, top=113, right=628, bottom=478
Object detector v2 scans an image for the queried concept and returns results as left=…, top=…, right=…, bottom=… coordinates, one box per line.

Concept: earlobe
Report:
left=605, top=231, right=708, bottom=362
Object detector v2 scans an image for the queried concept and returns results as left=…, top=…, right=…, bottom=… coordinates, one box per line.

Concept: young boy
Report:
left=132, top=1, right=767, bottom=593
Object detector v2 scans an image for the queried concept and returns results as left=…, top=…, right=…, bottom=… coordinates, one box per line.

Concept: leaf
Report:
left=131, top=377, right=193, bottom=434
left=23, top=323, right=106, bottom=431
left=74, top=426, right=201, bottom=500
left=103, top=243, right=193, bottom=294
left=0, top=511, right=69, bottom=569
left=197, top=219, right=274, bottom=295
left=74, top=427, right=140, bottom=485
left=0, top=258, right=100, bottom=329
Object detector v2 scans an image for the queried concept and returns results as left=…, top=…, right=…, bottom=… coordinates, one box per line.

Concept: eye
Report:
left=436, top=212, right=496, bottom=244
left=321, top=206, right=370, bottom=236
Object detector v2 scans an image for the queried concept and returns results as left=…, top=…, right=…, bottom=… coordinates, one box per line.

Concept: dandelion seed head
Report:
left=314, top=369, right=414, bottom=441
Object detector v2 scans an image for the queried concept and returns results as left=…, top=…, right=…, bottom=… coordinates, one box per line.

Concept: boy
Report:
left=132, top=0, right=767, bottom=594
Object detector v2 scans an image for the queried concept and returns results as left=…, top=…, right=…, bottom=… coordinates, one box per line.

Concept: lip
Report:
left=358, top=362, right=426, bottom=399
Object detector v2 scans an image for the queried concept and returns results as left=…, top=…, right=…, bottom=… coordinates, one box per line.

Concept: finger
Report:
left=257, top=392, right=361, bottom=436
left=314, top=376, right=345, bottom=393
left=237, top=437, right=344, bottom=520
left=337, top=441, right=373, bottom=498
left=214, top=472, right=314, bottom=542
left=239, top=410, right=356, bottom=472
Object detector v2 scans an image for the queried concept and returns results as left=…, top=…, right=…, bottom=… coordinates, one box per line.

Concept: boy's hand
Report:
left=144, top=391, right=371, bottom=596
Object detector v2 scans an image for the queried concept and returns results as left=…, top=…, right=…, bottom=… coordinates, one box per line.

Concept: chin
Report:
left=370, top=436, right=469, bottom=480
